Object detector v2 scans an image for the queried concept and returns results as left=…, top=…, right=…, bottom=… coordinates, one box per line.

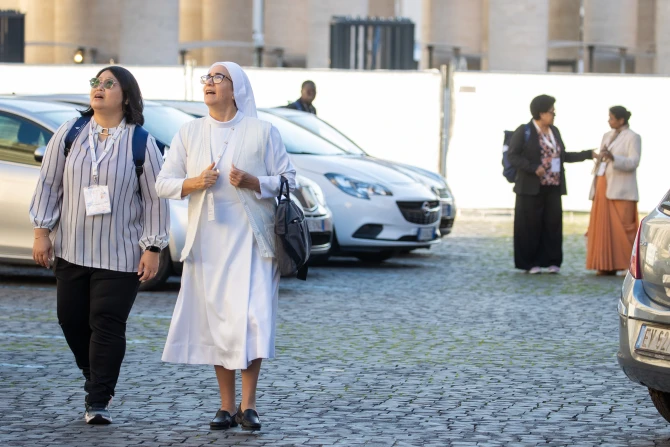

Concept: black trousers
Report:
left=514, top=186, right=563, bottom=270
left=54, top=258, right=140, bottom=405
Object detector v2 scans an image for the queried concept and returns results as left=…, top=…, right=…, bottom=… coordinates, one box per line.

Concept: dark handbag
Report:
left=275, top=176, right=311, bottom=280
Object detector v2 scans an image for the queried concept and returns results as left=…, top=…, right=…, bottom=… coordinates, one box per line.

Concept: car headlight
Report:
left=325, top=173, right=393, bottom=200
left=296, top=175, right=327, bottom=207
left=431, top=185, right=452, bottom=199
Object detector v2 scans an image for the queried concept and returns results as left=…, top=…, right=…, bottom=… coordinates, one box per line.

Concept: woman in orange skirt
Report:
left=586, top=106, right=641, bottom=275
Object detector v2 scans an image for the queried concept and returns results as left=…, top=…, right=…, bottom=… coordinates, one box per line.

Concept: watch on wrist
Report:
left=146, top=246, right=161, bottom=253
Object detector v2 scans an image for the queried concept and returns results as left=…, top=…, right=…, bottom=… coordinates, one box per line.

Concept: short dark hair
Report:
left=302, top=80, right=315, bottom=90
left=81, top=66, right=144, bottom=125
left=530, top=94, right=556, bottom=120
left=609, top=105, right=631, bottom=124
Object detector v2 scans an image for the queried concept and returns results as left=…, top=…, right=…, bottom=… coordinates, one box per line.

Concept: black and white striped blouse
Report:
left=29, top=117, right=170, bottom=273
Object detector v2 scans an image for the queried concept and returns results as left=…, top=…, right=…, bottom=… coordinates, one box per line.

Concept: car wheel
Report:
left=355, top=251, right=394, bottom=263
left=649, top=388, right=670, bottom=423
left=138, top=249, right=173, bottom=292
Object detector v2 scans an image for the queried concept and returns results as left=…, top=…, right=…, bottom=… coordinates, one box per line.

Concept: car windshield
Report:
left=283, top=113, right=366, bottom=155
left=142, top=106, right=195, bottom=147
left=37, top=110, right=81, bottom=128
left=258, top=112, right=346, bottom=156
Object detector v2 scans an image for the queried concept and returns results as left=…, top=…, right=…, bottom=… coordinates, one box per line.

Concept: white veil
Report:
left=209, top=61, right=258, bottom=118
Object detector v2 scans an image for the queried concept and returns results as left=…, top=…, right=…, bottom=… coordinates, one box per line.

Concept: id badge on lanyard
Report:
left=84, top=121, right=125, bottom=216
left=204, top=122, right=234, bottom=222
left=541, top=131, right=560, bottom=173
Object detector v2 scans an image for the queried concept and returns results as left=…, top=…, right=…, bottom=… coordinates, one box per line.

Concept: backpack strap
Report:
left=523, top=123, right=531, bottom=143
left=64, top=116, right=91, bottom=157
left=131, top=125, right=149, bottom=179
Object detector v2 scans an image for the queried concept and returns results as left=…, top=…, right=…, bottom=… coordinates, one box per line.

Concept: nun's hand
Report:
left=197, top=162, right=219, bottom=190
left=230, top=164, right=261, bottom=193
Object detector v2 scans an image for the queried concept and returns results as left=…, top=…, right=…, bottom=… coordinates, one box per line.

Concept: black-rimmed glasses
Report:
left=200, top=74, right=231, bottom=85
left=90, top=78, right=117, bottom=89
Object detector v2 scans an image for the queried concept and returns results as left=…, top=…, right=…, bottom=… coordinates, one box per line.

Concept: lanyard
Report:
left=533, top=122, right=558, bottom=155
left=540, top=130, right=558, bottom=155
left=204, top=121, right=235, bottom=170
left=88, top=119, right=126, bottom=183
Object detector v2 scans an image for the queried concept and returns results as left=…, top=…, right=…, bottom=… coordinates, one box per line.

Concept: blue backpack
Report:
left=64, top=115, right=163, bottom=184
left=502, top=123, right=530, bottom=183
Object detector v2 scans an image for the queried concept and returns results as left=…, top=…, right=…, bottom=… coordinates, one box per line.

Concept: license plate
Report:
left=441, top=203, right=451, bottom=217
left=417, top=227, right=435, bottom=241
left=307, top=219, right=325, bottom=232
left=635, top=324, right=670, bottom=356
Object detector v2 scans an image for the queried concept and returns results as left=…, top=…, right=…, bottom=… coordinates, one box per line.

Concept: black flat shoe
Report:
left=210, top=409, right=238, bottom=430
left=235, top=404, right=261, bottom=431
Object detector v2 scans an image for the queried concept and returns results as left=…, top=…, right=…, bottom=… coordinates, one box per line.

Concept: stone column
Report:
left=180, top=0, right=203, bottom=65
left=264, top=0, right=308, bottom=67
left=636, top=0, right=655, bottom=74
left=201, top=0, right=254, bottom=66
left=422, top=0, right=483, bottom=69
left=307, top=0, right=368, bottom=68
left=656, top=0, right=670, bottom=74
left=54, top=0, right=91, bottom=64
left=368, top=0, right=395, bottom=17
left=91, top=0, right=121, bottom=64
left=487, top=0, right=549, bottom=72
left=583, top=0, right=637, bottom=72
left=21, top=0, right=55, bottom=64
left=548, top=0, right=580, bottom=72
left=119, top=0, right=179, bottom=65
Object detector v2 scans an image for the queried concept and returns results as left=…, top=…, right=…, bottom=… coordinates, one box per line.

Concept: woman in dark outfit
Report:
left=508, top=95, right=594, bottom=274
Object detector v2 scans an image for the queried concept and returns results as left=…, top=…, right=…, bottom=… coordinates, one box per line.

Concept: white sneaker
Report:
left=528, top=267, right=541, bottom=274
left=547, top=265, right=560, bottom=274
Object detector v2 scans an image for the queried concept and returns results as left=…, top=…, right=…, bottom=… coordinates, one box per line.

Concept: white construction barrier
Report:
left=0, top=64, right=444, bottom=175
left=448, top=71, right=670, bottom=212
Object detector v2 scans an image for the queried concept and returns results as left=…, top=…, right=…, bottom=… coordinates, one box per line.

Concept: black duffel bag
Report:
left=275, top=176, right=311, bottom=280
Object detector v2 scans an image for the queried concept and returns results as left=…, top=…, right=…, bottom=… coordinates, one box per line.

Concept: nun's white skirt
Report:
left=161, top=154, right=279, bottom=370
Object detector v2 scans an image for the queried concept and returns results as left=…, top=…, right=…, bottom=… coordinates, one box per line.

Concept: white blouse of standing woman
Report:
left=156, top=62, right=295, bottom=432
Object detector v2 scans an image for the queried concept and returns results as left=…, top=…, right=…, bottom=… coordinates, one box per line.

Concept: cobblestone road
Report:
left=1, top=213, right=669, bottom=446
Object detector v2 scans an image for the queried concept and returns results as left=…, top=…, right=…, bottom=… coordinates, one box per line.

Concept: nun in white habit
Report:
left=155, top=61, right=296, bottom=431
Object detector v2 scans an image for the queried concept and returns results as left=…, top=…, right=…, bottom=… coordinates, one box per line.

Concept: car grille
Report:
left=396, top=201, right=440, bottom=225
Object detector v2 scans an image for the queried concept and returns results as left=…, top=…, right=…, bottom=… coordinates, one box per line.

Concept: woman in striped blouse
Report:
left=29, top=66, right=169, bottom=425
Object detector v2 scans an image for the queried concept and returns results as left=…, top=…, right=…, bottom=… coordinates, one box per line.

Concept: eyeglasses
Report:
left=200, top=74, right=231, bottom=85
left=90, top=78, right=117, bottom=89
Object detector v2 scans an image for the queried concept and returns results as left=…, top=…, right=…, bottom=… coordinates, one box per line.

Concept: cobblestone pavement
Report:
left=2, top=213, right=670, bottom=446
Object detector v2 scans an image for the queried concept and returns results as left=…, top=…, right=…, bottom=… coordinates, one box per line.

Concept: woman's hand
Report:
left=180, top=162, right=219, bottom=197
left=138, top=251, right=160, bottom=282
left=32, top=230, right=53, bottom=268
left=535, top=166, right=546, bottom=178
left=197, top=162, right=219, bottom=189
left=230, top=164, right=261, bottom=193
left=600, top=149, right=614, bottom=162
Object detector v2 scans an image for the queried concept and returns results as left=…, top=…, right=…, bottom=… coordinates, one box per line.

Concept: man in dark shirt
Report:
left=286, top=80, right=317, bottom=115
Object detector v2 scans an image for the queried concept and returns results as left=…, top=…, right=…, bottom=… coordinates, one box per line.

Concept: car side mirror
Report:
left=34, top=146, right=46, bottom=163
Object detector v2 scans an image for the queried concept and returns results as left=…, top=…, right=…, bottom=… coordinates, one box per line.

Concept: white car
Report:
left=161, top=100, right=442, bottom=262
left=263, top=107, right=457, bottom=237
